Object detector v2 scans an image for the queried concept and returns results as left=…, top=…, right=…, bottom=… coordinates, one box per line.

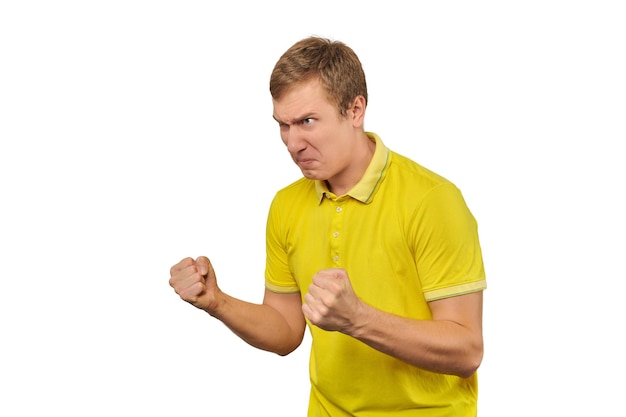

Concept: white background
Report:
left=1, top=1, right=624, bottom=415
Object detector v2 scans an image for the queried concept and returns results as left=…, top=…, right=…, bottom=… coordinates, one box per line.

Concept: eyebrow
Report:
left=273, top=112, right=315, bottom=125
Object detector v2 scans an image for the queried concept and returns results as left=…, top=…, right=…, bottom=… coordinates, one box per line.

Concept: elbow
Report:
left=457, top=344, right=484, bottom=379
left=275, top=343, right=300, bottom=357
left=274, top=336, right=304, bottom=357
left=457, top=362, right=481, bottom=379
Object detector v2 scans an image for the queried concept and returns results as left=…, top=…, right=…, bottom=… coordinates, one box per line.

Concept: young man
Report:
left=170, top=36, right=487, bottom=416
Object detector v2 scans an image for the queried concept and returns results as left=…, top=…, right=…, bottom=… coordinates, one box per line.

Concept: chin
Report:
left=301, top=170, right=325, bottom=181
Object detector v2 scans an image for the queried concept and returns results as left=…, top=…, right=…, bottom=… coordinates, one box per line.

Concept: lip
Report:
left=296, top=158, right=316, bottom=168
left=296, top=156, right=316, bottom=165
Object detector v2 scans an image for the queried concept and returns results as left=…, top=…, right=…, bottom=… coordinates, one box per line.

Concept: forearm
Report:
left=208, top=292, right=302, bottom=356
left=346, top=302, right=483, bottom=378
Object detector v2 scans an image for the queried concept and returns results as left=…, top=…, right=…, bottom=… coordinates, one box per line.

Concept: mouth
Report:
left=296, top=158, right=316, bottom=168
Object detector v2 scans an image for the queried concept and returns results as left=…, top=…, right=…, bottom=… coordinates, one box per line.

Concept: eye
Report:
left=302, top=118, right=314, bottom=125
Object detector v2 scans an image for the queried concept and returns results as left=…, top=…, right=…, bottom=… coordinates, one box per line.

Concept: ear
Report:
left=349, top=95, right=367, bottom=128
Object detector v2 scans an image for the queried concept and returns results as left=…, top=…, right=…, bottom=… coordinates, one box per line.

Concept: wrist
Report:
left=343, top=299, right=371, bottom=339
left=205, top=290, right=228, bottom=319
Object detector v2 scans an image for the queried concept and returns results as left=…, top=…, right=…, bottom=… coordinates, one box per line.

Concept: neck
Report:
left=326, top=133, right=376, bottom=196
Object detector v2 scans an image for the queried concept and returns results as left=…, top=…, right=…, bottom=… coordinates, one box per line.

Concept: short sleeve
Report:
left=411, top=183, right=486, bottom=301
left=264, top=193, right=300, bottom=293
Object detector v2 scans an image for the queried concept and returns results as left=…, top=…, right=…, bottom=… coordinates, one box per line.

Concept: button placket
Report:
left=330, top=203, right=344, bottom=265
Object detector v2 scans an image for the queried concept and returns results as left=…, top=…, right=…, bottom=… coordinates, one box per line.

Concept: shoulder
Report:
left=384, top=150, right=460, bottom=205
left=388, top=150, right=452, bottom=187
left=274, top=177, right=315, bottom=200
left=269, top=177, right=318, bottom=214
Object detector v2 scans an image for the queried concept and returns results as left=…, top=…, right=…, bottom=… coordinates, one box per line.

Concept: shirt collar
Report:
left=315, top=132, right=389, bottom=204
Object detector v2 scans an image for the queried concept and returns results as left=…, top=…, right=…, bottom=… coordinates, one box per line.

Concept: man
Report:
left=170, top=36, right=487, bottom=416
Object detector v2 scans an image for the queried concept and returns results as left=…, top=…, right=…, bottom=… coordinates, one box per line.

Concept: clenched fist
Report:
left=302, top=268, right=365, bottom=334
left=169, top=256, right=222, bottom=314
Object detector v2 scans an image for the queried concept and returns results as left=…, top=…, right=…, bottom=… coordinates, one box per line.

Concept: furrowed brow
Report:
left=273, top=113, right=314, bottom=125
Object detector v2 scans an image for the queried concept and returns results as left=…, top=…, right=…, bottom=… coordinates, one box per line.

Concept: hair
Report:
left=269, top=36, right=368, bottom=117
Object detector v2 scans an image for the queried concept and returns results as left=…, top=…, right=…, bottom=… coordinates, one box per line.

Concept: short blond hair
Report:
left=270, top=36, right=368, bottom=117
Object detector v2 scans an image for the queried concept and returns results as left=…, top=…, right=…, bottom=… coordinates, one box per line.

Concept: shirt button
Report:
left=333, top=255, right=340, bottom=262
left=333, top=231, right=339, bottom=238
left=336, top=207, right=343, bottom=213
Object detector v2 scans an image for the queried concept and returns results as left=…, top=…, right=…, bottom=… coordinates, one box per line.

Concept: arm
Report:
left=349, top=291, right=483, bottom=378
left=170, top=256, right=306, bottom=356
left=303, top=269, right=483, bottom=378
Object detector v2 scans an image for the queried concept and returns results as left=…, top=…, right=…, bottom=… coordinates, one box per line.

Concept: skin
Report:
left=169, top=78, right=484, bottom=377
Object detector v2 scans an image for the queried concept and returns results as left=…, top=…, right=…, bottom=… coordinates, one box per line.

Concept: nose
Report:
left=283, top=127, right=307, bottom=153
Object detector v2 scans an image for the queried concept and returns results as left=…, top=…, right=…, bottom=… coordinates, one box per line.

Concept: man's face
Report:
left=272, top=79, right=356, bottom=183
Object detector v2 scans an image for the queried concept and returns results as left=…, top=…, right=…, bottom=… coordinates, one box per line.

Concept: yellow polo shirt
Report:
left=265, top=132, right=486, bottom=416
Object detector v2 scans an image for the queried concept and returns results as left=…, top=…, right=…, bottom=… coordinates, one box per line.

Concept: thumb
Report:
left=195, top=256, right=212, bottom=276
